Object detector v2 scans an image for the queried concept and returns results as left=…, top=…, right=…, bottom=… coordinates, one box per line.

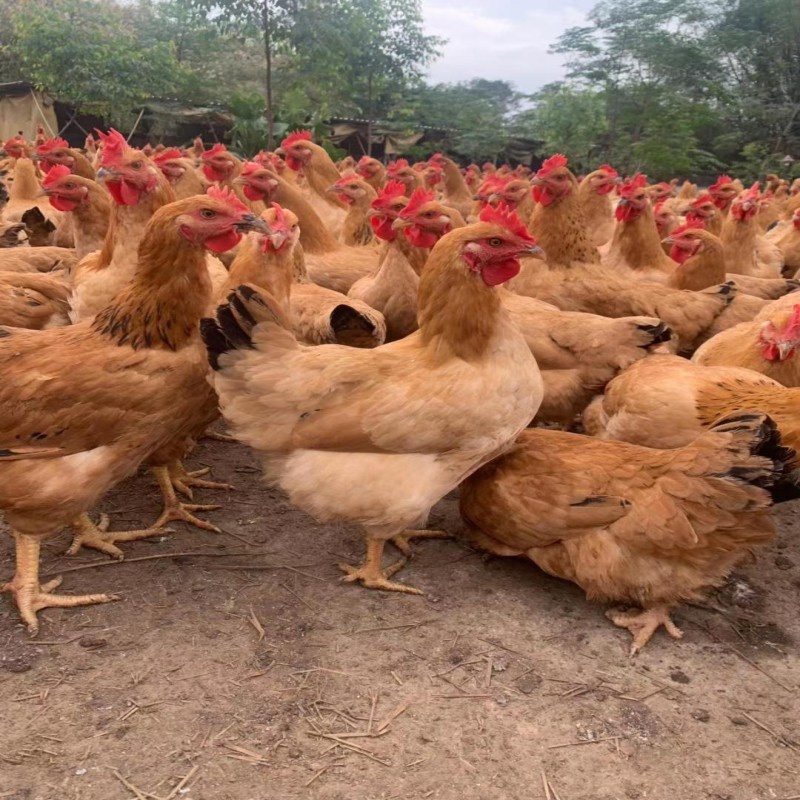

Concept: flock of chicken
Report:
left=0, top=125, right=799, bottom=655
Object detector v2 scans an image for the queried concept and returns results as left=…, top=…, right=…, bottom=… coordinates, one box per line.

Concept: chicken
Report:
left=427, top=153, right=473, bottom=219
left=348, top=182, right=419, bottom=341
left=665, top=225, right=799, bottom=298
left=602, top=174, right=676, bottom=280
left=236, top=163, right=379, bottom=292
left=772, top=208, right=800, bottom=276
left=460, top=412, right=791, bottom=654
left=355, top=156, right=386, bottom=193
left=41, top=165, right=111, bottom=259
left=202, top=206, right=544, bottom=594
left=0, top=222, right=28, bottom=249
left=35, top=136, right=96, bottom=180
left=4, top=158, right=64, bottom=239
left=510, top=155, right=747, bottom=352
left=223, top=203, right=386, bottom=348
left=692, top=301, right=800, bottom=386
left=489, top=176, right=535, bottom=226
left=721, top=184, right=783, bottom=278
left=153, top=147, right=209, bottom=200
left=0, top=189, right=267, bottom=631
left=394, top=192, right=672, bottom=422
left=328, top=174, right=377, bottom=247
left=577, top=164, right=619, bottom=247
left=684, top=193, right=723, bottom=236
left=709, top=175, right=739, bottom=217
left=280, top=130, right=347, bottom=237
left=386, top=159, right=422, bottom=195
left=0, top=271, right=71, bottom=328
left=0, top=246, right=78, bottom=274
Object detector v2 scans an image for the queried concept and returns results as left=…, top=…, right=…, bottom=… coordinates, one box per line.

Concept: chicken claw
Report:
left=66, top=513, right=173, bottom=560
left=606, top=605, right=684, bottom=656
left=339, top=538, right=423, bottom=595
left=2, top=533, right=119, bottom=634
left=389, top=528, right=451, bottom=557
left=168, top=461, right=234, bottom=500
left=151, top=465, right=222, bottom=533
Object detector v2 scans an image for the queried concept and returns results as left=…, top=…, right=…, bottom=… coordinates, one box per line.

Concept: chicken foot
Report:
left=2, top=532, right=119, bottom=634
left=66, top=512, right=174, bottom=560
left=339, top=536, right=423, bottom=595
left=606, top=605, right=684, bottom=656
left=150, top=465, right=222, bottom=533
left=389, top=528, right=451, bottom=557
left=168, top=460, right=234, bottom=500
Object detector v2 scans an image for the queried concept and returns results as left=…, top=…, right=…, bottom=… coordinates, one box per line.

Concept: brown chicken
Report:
left=153, top=147, right=209, bottom=200
left=0, top=271, right=71, bottom=329
left=577, top=164, right=619, bottom=247
left=41, top=165, right=111, bottom=259
left=328, top=174, right=378, bottom=246
left=427, top=153, right=474, bottom=219
left=355, top=156, right=386, bottom=192
left=386, top=159, right=422, bottom=195
left=721, top=184, right=783, bottom=278
left=692, top=301, right=800, bottom=386
left=202, top=206, right=544, bottom=594
left=460, top=413, right=791, bottom=654
left=36, top=136, right=96, bottom=180
left=0, top=189, right=267, bottom=632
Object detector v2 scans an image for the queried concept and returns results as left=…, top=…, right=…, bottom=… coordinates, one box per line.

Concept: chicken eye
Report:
left=488, top=237, right=503, bottom=247
left=200, top=208, right=216, bottom=219
left=130, top=160, right=143, bottom=169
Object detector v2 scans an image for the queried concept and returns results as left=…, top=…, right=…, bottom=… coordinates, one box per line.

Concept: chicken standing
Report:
left=0, top=188, right=267, bottom=632
left=202, top=206, right=544, bottom=594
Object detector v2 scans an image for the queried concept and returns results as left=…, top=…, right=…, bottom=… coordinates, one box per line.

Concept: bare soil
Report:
left=1, top=435, right=799, bottom=800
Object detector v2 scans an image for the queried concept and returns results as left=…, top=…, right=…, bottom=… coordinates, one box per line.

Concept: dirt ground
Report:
left=1, top=434, right=799, bottom=800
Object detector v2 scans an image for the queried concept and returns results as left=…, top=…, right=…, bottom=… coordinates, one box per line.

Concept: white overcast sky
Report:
left=421, top=0, right=597, bottom=95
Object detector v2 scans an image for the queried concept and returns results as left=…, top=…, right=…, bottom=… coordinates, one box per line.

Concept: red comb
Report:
left=597, top=163, right=618, bottom=178
left=207, top=185, right=249, bottom=214
left=619, top=173, right=648, bottom=197
left=36, top=137, right=69, bottom=154
left=538, top=154, right=568, bottom=175
left=96, top=129, right=129, bottom=167
left=480, top=203, right=536, bottom=242
left=373, top=180, right=406, bottom=208
left=743, top=181, right=761, bottom=199
left=41, top=164, right=72, bottom=188
left=692, top=192, right=714, bottom=207
left=669, top=223, right=698, bottom=237
left=269, top=202, right=287, bottom=227
left=202, top=143, right=227, bottom=160
left=241, top=160, right=263, bottom=177
left=152, top=147, right=183, bottom=164
left=281, top=130, right=312, bottom=148
left=386, top=159, right=409, bottom=174
left=710, top=175, right=733, bottom=190
left=400, top=188, right=436, bottom=218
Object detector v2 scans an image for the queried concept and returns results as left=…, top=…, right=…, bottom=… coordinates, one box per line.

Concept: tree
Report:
left=10, top=0, right=182, bottom=126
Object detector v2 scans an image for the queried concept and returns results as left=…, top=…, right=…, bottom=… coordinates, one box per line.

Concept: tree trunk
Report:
left=366, top=71, right=373, bottom=157
left=262, top=0, right=274, bottom=150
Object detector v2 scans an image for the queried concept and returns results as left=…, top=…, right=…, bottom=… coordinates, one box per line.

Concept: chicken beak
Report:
left=488, top=193, right=500, bottom=204
left=662, top=236, right=676, bottom=246
left=269, top=231, right=288, bottom=250
left=236, top=214, right=270, bottom=234
left=777, top=341, right=794, bottom=360
left=274, top=147, right=285, bottom=157
left=530, top=176, right=545, bottom=187
left=522, top=243, right=544, bottom=258
left=392, top=217, right=411, bottom=231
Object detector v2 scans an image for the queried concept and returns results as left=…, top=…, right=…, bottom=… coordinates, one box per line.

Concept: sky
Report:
left=421, top=0, right=597, bottom=95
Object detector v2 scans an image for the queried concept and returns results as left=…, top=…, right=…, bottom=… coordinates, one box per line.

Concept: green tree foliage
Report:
left=9, top=0, right=182, bottom=126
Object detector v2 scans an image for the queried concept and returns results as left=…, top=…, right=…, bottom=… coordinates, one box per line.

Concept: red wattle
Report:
left=204, top=229, right=242, bottom=253
left=481, top=258, right=520, bottom=286
left=106, top=180, right=141, bottom=206
left=243, top=184, right=264, bottom=202
left=405, top=226, right=441, bottom=248
left=49, top=196, right=78, bottom=212
left=670, top=245, right=692, bottom=265
left=615, top=203, right=641, bottom=222
left=371, top=216, right=397, bottom=242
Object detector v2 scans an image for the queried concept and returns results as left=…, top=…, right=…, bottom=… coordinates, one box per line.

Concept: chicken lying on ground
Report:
left=583, top=355, right=800, bottom=496
left=460, top=413, right=792, bottom=655
left=0, top=189, right=267, bottom=632
left=202, top=206, right=543, bottom=594
left=692, top=301, right=800, bottom=386
left=0, top=271, right=71, bottom=329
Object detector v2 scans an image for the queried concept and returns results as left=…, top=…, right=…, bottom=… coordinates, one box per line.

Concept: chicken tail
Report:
left=705, top=411, right=798, bottom=501
left=329, top=303, right=383, bottom=348
left=201, top=283, right=292, bottom=370
left=637, top=321, right=672, bottom=348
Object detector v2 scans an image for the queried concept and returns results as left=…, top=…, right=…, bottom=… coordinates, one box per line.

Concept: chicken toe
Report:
left=66, top=513, right=173, bottom=560
left=606, top=605, right=684, bottom=655
left=389, top=528, right=451, bottom=557
left=168, top=460, right=234, bottom=500
left=339, top=537, right=423, bottom=594
left=2, top=533, right=119, bottom=634
left=151, top=465, right=222, bottom=533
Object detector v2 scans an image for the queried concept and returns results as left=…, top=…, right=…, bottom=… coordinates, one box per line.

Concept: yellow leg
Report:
left=389, top=528, right=451, bottom=557
left=66, top=513, right=173, bottom=560
left=339, top=536, right=423, bottom=595
left=168, top=460, right=234, bottom=500
left=606, top=605, right=684, bottom=656
left=1, top=532, right=118, bottom=634
left=150, top=465, right=222, bottom=533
